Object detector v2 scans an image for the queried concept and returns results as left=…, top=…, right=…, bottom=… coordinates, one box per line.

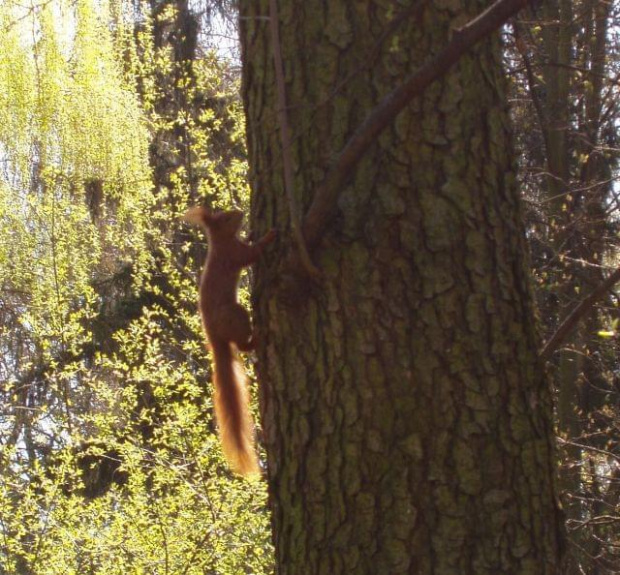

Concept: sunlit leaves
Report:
left=0, top=0, right=153, bottom=350
left=0, top=1, right=272, bottom=573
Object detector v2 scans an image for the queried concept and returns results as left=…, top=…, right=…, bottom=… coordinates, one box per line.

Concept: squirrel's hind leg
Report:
left=220, top=304, right=254, bottom=351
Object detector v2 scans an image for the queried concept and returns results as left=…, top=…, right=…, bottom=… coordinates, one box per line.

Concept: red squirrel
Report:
left=184, top=206, right=276, bottom=476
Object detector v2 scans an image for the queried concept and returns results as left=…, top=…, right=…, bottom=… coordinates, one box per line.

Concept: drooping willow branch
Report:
left=301, top=0, right=532, bottom=252
left=539, top=266, right=620, bottom=362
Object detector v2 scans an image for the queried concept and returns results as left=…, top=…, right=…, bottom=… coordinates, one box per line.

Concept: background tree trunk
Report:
left=240, top=1, right=564, bottom=573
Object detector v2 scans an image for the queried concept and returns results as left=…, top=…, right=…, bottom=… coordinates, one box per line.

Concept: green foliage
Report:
left=0, top=0, right=153, bottom=352
left=0, top=1, right=272, bottom=573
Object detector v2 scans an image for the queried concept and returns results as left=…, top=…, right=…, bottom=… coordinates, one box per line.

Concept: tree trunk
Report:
left=240, top=1, right=564, bottom=573
left=541, top=0, right=572, bottom=206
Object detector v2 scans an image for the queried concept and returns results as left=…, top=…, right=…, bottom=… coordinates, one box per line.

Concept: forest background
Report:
left=0, top=0, right=619, bottom=574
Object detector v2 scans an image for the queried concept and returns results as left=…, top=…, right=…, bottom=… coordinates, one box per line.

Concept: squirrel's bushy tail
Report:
left=210, top=339, right=259, bottom=476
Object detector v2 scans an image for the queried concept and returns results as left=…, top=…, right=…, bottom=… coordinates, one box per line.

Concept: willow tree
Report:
left=0, top=0, right=153, bottom=452
left=240, top=0, right=564, bottom=573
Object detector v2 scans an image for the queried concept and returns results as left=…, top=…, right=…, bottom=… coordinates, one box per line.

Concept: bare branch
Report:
left=513, top=22, right=552, bottom=161
left=540, top=266, right=620, bottom=362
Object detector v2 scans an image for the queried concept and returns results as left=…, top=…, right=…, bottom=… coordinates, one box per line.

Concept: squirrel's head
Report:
left=183, top=206, right=243, bottom=238
left=208, top=209, right=244, bottom=237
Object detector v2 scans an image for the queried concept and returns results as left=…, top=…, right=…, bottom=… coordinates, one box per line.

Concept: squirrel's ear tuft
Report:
left=183, top=206, right=211, bottom=226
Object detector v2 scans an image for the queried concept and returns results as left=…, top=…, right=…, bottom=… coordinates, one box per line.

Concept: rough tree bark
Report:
left=240, top=1, right=564, bottom=573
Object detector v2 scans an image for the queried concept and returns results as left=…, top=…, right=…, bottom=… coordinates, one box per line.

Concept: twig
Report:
left=268, top=0, right=321, bottom=278
left=302, top=0, right=533, bottom=251
left=540, top=266, right=620, bottom=362
left=513, top=22, right=552, bottom=164
left=0, top=0, right=54, bottom=34
left=557, top=436, right=620, bottom=462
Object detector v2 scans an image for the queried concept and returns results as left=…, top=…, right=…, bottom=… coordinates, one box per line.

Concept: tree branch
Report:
left=540, top=266, right=620, bottom=362
left=268, top=0, right=321, bottom=278
left=513, top=22, right=552, bottom=163
left=302, top=0, right=532, bottom=251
